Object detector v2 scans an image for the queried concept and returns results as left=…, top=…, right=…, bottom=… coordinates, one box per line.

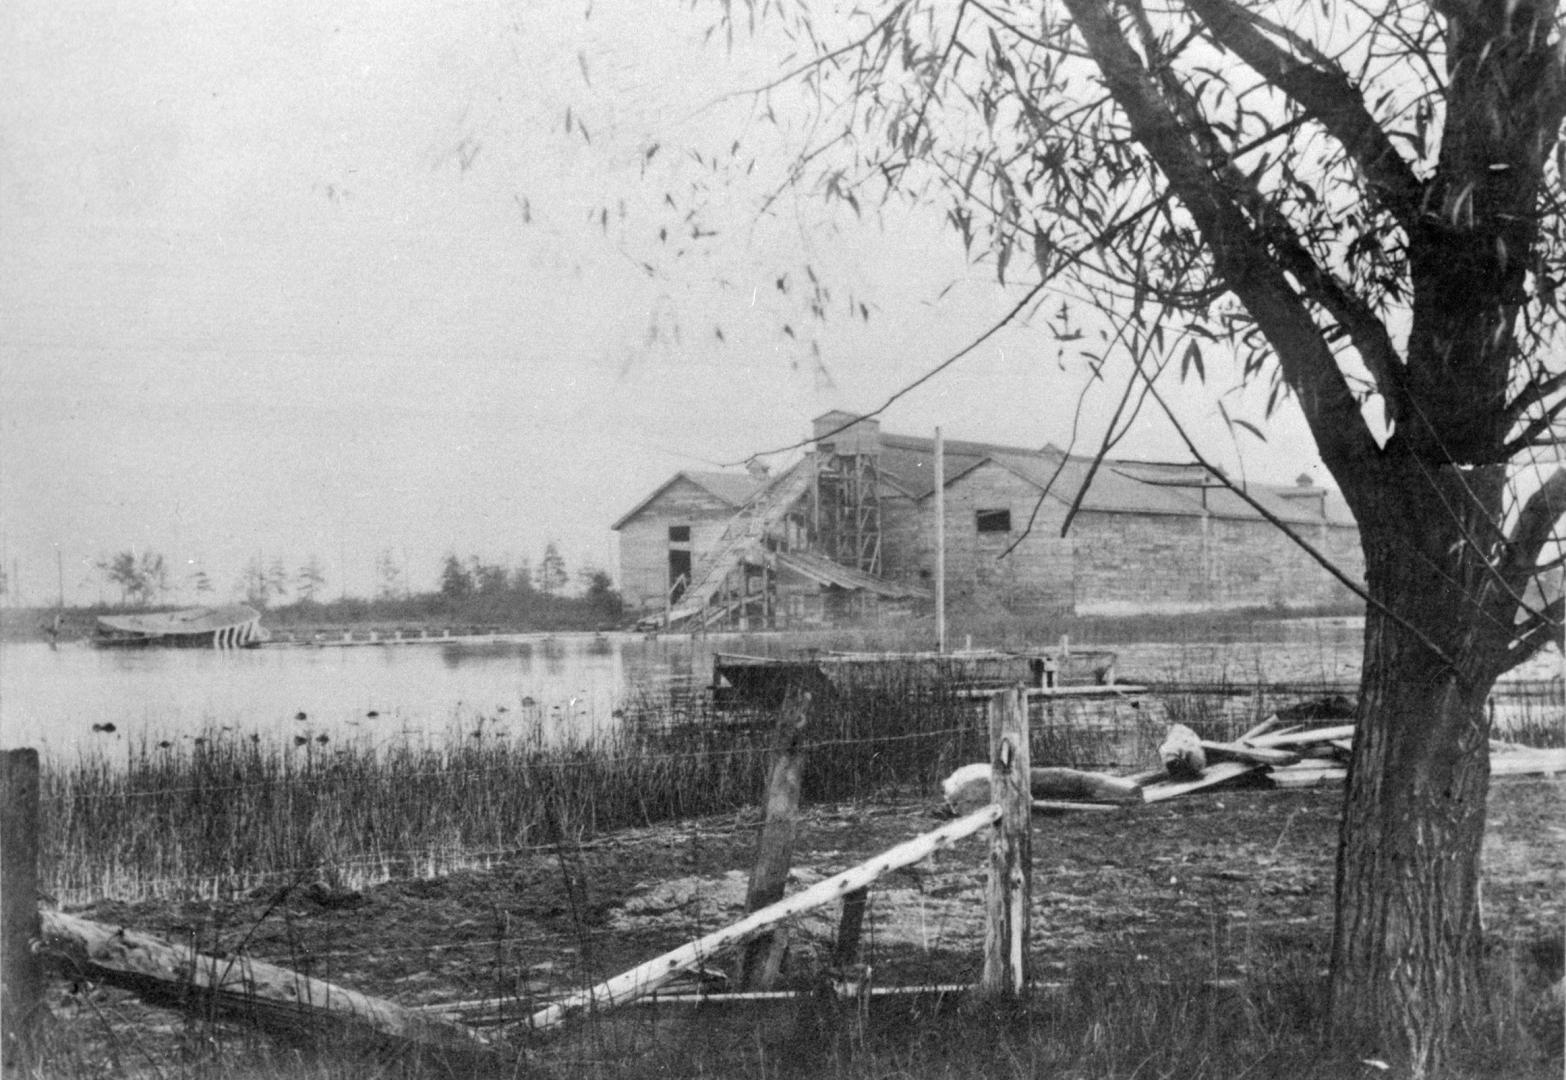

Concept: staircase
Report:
left=665, top=461, right=814, bottom=627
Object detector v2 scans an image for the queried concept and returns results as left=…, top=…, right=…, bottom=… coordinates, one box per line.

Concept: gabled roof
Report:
left=874, top=431, right=1043, bottom=499
left=611, top=470, right=764, bottom=531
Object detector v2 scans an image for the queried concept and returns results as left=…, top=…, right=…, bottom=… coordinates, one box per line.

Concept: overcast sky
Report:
left=0, top=0, right=1328, bottom=605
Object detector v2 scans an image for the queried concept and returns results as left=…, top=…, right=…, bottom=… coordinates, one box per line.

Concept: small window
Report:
left=668, top=525, right=691, bottom=543
left=976, top=509, right=1011, bottom=534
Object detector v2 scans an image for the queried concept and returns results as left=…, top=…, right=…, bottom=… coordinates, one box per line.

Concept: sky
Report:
left=0, top=0, right=1330, bottom=605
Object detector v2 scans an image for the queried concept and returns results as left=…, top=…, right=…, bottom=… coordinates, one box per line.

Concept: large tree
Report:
left=680, top=0, right=1565, bottom=1073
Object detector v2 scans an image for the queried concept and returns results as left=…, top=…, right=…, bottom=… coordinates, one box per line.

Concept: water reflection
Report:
left=0, top=633, right=715, bottom=760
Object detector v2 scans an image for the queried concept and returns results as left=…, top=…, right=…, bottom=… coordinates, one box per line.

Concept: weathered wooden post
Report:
left=981, top=685, right=1032, bottom=997
left=735, top=687, right=813, bottom=989
left=2, top=749, right=43, bottom=1064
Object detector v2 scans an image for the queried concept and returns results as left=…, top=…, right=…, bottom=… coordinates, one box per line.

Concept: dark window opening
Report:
left=669, top=549, right=692, bottom=602
left=976, top=509, right=1012, bottom=534
left=668, top=525, right=691, bottom=543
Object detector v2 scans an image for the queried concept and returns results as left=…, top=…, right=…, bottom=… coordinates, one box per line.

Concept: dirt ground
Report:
left=46, top=772, right=1564, bottom=1071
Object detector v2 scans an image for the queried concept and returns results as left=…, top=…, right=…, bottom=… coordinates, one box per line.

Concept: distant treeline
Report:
left=0, top=574, right=624, bottom=644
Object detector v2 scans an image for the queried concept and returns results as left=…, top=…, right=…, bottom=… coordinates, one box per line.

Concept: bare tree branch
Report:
left=1184, top=0, right=1425, bottom=223
left=1500, top=467, right=1566, bottom=597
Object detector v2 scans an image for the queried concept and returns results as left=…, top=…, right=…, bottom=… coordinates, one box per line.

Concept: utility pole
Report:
left=934, top=427, right=946, bottom=654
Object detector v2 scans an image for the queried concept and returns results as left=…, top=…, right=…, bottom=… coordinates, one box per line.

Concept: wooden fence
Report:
left=2, top=686, right=1039, bottom=1050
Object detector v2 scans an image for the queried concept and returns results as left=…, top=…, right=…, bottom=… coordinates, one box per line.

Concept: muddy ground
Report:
left=43, top=772, right=1564, bottom=1075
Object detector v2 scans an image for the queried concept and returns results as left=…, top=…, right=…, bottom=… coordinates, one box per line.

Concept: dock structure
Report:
left=711, top=648, right=1120, bottom=708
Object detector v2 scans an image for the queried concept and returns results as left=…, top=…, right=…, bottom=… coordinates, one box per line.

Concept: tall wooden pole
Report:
left=2, top=749, right=42, bottom=1064
left=982, top=686, right=1032, bottom=997
left=934, top=427, right=946, bottom=654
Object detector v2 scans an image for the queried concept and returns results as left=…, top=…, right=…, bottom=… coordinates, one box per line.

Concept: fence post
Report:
left=2, top=749, right=43, bottom=1064
left=982, top=685, right=1032, bottom=997
left=735, top=688, right=812, bottom=990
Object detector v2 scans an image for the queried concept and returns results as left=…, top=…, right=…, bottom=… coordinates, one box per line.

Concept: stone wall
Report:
left=936, top=461, right=1365, bottom=616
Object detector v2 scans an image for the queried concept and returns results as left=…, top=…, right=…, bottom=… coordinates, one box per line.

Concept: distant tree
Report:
left=374, top=549, right=404, bottom=601
left=296, top=555, right=327, bottom=604
left=511, top=559, right=536, bottom=595
left=471, top=559, right=510, bottom=598
left=438, top=554, right=473, bottom=601
left=97, top=550, right=167, bottom=607
left=582, top=569, right=622, bottom=623
left=189, top=569, right=215, bottom=597
left=238, top=555, right=271, bottom=608
left=266, top=557, right=290, bottom=604
left=535, top=543, right=568, bottom=596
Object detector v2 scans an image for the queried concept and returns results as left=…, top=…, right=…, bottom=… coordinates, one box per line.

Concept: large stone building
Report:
left=612, top=411, right=1363, bottom=629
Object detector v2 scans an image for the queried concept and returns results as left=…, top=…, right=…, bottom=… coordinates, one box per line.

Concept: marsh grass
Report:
left=39, top=679, right=989, bottom=906
left=26, top=946, right=1555, bottom=1080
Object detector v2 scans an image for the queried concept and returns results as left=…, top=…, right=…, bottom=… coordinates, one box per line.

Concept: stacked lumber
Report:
left=940, top=717, right=1564, bottom=811
left=1140, top=716, right=1355, bottom=799
left=1142, top=719, right=1566, bottom=800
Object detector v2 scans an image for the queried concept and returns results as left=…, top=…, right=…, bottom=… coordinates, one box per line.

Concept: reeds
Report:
left=39, top=681, right=987, bottom=907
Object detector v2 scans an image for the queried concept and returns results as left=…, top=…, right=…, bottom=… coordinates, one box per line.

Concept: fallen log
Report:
left=941, top=764, right=1141, bottom=811
left=38, top=911, right=485, bottom=1049
left=1159, top=725, right=1206, bottom=780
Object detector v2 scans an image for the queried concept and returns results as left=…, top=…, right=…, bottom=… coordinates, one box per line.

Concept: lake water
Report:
left=2, top=618, right=1555, bottom=761
left=0, top=633, right=715, bottom=760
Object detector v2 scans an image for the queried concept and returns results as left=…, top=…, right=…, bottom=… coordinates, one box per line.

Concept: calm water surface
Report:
left=0, top=634, right=713, bottom=760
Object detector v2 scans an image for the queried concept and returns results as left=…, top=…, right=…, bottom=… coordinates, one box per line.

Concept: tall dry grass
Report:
left=39, top=678, right=994, bottom=906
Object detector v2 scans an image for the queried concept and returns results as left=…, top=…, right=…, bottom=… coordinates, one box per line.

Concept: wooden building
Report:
left=612, top=411, right=1363, bottom=629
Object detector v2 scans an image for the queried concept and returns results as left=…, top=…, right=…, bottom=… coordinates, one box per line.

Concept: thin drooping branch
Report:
left=1058, top=0, right=1383, bottom=510
left=1125, top=352, right=1464, bottom=678
left=707, top=2, right=911, bottom=108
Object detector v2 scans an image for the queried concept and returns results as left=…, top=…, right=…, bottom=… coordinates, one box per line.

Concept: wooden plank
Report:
left=735, top=690, right=812, bottom=990
left=1237, top=714, right=1285, bottom=743
left=39, top=911, right=485, bottom=1048
left=1490, top=749, right=1566, bottom=777
left=1141, top=761, right=1264, bottom=803
left=1268, top=760, right=1348, bottom=788
left=1032, top=800, right=1120, bottom=814
left=982, top=687, right=1032, bottom=998
left=1199, top=740, right=1301, bottom=767
left=525, top=804, right=1002, bottom=1031
left=1246, top=724, right=1356, bottom=748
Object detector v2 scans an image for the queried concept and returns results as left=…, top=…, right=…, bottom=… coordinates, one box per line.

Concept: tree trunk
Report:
left=1328, top=465, right=1511, bottom=1078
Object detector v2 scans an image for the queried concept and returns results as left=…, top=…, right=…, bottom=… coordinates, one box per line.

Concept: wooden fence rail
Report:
left=526, top=683, right=1036, bottom=1031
